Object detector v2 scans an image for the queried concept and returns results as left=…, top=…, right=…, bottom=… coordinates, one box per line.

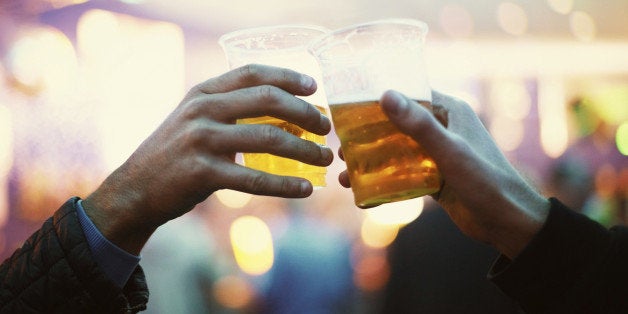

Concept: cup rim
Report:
left=219, top=24, right=331, bottom=51
left=308, top=18, right=429, bottom=54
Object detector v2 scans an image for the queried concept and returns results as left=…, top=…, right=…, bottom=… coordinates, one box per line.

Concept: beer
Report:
left=238, top=105, right=328, bottom=187
left=329, top=100, right=441, bottom=208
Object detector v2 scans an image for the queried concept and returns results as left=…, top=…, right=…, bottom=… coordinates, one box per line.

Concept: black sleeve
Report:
left=489, top=198, right=628, bottom=313
left=0, top=197, right=149, bottom=313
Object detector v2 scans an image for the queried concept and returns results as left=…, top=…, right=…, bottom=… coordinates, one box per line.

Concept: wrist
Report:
left=490, top=193, right=550, bottom=259
left=83, top=176, right=157, bottom=255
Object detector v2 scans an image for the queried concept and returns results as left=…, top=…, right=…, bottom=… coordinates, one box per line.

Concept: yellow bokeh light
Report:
left=77, top=9, right=185, bottom=172
left=361, top=216, right=400, bottom=249
left=570, top=11, right=596, bottom=42
left=491, top=117, right=525, bottom=152
left=365, top=197, right=424, bottom=226
left=216, top=189, right=253, bottom=208
left=538, top=77, right=568, bottom=158
left=497, top=2, right=528, bottom=36
left=230, top=215, right=274, bottom=275
left=617, top=122, right=628, bottom=156
left=8, top=27, right=78, bottom=94
left=489, top=80, right=531, bottom=120
left=547, top=0, right=573, bottom=15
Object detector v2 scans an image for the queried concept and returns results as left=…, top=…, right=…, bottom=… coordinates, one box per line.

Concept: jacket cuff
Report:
left=76, top=199, right=141, bottom=288
left=488, top=198, right=610, bottom=312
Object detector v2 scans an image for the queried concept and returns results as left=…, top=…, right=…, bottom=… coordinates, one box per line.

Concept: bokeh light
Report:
left=570, top=11, right=596, bottom=42
left=77, top=9, right=184, bottom=172
left=365, top=197, right=424, bottom=226
left=489, top=79, right=530, bottom=152
left=213, top=275, right=255, bottom=309
left=353, top=252, right=390, bottom=292
left=439, top=4, right=474, bottom=38
left=216, top=189, right=253, bottom=208
left=496, top=2, right=528, bottom=36
left=547, top=0, right=573, bottom=15
left=47, top=0, right=90, bottom=8
left=360, top=216, right=400, bottom=249
left=489, top=80, right=531, bottom=120
left=538, top=77, right=569, bottom=157
left=230, top=215, right=274, bottom=275
left=617, top=122, right=628, bottom=156
left=491, top=117, right=525, bottom=152
left=7, top=26, right=78, bottom=95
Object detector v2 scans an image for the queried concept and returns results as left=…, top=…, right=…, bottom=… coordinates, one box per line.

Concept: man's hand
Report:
left=340, top=90, right=549, bottom=258
left=83, top=64, right=333, bottom=254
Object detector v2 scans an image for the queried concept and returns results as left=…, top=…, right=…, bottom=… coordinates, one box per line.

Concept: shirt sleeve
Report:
left=488, top=197, right=628, bottom=313
left=76, top=199, right=141, bottom=288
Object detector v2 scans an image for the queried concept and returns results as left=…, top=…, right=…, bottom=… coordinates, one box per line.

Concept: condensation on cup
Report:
left=309, top=19, right=441, bottom=208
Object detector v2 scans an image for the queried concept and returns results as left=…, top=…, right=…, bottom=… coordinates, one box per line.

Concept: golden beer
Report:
left=329, top=100, right=441, bottom=208
left=238, top=105, right=328, bottom=187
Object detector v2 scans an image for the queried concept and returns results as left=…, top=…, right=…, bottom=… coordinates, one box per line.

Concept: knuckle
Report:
left=257, top=84, right=279, bottom=103
left=181, top=97, right=206, bottom=119
left=189, top=82, right=205, bottom=94
left=238, top=64, right=261, bottom=82
left=302, top=102, right=317, bottom=120
left=258, top=124, right=283, bottom=147
left=183, top=124, right=210, bottom=148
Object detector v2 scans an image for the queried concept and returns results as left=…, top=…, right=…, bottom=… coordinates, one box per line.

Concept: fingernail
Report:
left=320, top=114, right=331, bottom=131
left=301, top=75, right=316, bottom=91
left=300, top=180, right=312, bottom=195
left=320, top=144, right=333, bottom=164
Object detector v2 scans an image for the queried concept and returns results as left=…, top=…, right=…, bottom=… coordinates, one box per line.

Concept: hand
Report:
left=83, top=65, right=333, bottom=254
left=339, top=90, right=550, bottom=258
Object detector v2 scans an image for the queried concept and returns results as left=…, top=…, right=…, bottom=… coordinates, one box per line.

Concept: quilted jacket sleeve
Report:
left=0, top=197, right=149, bottom=313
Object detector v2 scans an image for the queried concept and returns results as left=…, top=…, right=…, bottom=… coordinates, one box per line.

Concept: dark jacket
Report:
left=0, top=197, right=149, bottom=313
left=490, top=198, right=628, bottom=313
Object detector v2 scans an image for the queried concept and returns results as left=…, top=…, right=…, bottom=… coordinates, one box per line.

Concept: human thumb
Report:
left=380, top=90, right=450, bottom=161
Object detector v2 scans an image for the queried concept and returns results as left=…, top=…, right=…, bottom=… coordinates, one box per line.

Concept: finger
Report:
left=199, top=86, right=331, bottom=135
left=196, top=64, right=317, bottom=96
left=216, top=163, right=313, bottom=198
left=210, top=124, right=334, bottom=167
left=338, top=170, right=351, bottom=188
left=380, top=90, right=453, bottom=162
left=431, top=90, right=512, bottom=168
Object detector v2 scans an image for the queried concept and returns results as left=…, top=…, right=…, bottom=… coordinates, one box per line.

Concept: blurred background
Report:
left=0, top=0, right=626, bottom=313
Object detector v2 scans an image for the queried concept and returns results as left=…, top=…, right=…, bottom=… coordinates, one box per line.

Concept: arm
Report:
left=489, top=198, right=628, bottom=313
left=82, top=64, right=332, bottom=255
left=339, top=90, right=628, bottom=312
left=340, top=90, right=549, bottom=258
left=0, top=198, right=149, bottom=313
left=1, top=65, right=333, bottom=312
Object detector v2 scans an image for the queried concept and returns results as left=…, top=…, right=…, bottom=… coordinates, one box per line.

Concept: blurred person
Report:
left=338, top=90, right=628, bottom=313
left=140, top=209, right=228, bottom=314
left=548, top=98, right=627, bottom=225
left=260, top=199, right=355, bottom=314
left=382, top=200, right=522, bottom=313
left=0, top=65, right=334, bottom=313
